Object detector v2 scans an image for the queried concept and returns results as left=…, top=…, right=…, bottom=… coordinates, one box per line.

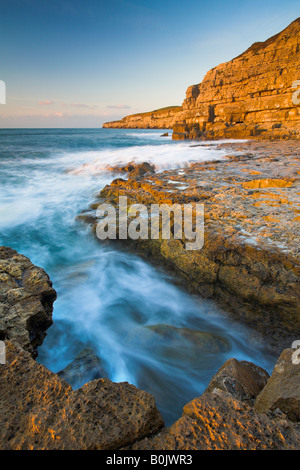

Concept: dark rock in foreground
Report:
left=128, top=348, right=300, bottom=450
left=0, top=246, right=56, bottom=358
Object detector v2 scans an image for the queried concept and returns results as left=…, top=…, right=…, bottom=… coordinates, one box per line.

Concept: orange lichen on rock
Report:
left=127, top=392, right=300, bottom=450
left=243, top=179, right=294, bottom=189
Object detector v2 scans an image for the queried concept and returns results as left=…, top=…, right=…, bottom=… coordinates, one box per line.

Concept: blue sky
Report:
left=0, top=0, right=299, bottom=127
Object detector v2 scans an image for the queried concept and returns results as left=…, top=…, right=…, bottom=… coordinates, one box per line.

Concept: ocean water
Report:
left=0, top=128, right=275, bottom=424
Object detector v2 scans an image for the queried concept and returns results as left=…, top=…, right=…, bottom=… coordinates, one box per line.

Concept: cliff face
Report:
left=103, top=106, right=182, bottom=129
left=102, top=19, right=300, bottom=140
left=174, top=18, right=300, bottom=140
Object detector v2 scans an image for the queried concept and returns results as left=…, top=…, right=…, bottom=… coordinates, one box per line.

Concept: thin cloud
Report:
left=107, top=104, right=131, bottom=109
left=61, top=102, right=98, bottom=110
left=38, top=100, right=54, bottom=106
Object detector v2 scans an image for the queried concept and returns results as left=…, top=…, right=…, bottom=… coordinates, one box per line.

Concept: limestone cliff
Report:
left=174, top=17, right=300, bottom=140
left=103, top=18, right=300, bottom=140
left=103, top=106, right=182, bottom=129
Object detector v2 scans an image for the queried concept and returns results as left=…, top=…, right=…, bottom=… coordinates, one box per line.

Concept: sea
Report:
left=0, top=128, right=275, bottom=424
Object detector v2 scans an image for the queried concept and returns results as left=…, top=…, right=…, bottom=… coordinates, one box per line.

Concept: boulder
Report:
left=254, top=348, right=300, bottom=422
left=0, top=341, right=164, bottom=450
left=0, top=246, right=56, bottom=358
left=125, top=324, right=231, bottom=354
left=204, top=358, right=270, bottom=405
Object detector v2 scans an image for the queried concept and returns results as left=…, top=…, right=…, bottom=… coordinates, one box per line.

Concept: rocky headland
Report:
left=103, top=106, right=182, bottom=130
left=103, top=18, right=300, bottom=141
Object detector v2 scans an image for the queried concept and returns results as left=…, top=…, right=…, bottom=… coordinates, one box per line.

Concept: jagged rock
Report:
left=0, top=246, right=56, bottom=358
left=128, top=162, right=155, bottom=180
left=126, top=390, right=300, bottom=450
left=119, top=162, right=135, bottom=172
left=254, top=348, right=300, bottom=422
left=204, top=358, right=269, bottom=405
left=104, top=161, right=155, bottom=180
left=0, top=341, right=164, bottom=450
left=160, top=132, right=169, bottom=137
left=57, top=348, right=107, bottom=389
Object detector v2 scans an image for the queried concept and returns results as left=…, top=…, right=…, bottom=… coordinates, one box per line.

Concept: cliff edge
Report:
left=103, top=18, right=300, bottom=140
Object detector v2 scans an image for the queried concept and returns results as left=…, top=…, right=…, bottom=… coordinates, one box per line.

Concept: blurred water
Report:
left=0, top=128, right=275, bottom=424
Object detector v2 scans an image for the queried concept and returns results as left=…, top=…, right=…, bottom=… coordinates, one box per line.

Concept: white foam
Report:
left=66, top=140, right=238, bottom=175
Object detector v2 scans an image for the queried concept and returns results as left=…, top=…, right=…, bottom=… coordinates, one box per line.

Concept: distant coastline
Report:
left=102, top=106, right=182, bottom=129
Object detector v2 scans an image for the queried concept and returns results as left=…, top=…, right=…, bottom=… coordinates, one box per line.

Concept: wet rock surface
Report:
left=80, top=140, right=300, bottom=352
left=127, top=162, right=155, bottom=181
left=0, top=246, right=56, bottom=358
left=126, top=324, right=231, bottom=355
left=2, top=338, right=297, bottom=450
left=0, top=248, right=164, bottom=450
